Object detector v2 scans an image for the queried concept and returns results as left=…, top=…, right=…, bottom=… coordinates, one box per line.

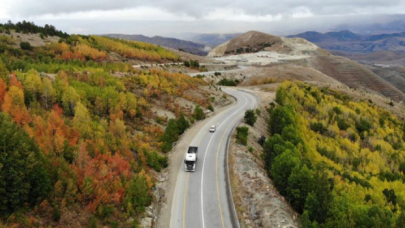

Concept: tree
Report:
left=24, top=69, right=43, bottom=104
left=0, top=113, right=51, bottom=214
left=269, top=105, right=295, bottom=135
left=42, top=77, right=56, bottom=109
left=176, top=113, right=190, bottom=135
left=73, top=102, right=92, bottom=139
left=0, top=58, right=9, bottom=83
left=2, top=86, right=31, bottom=125
left=287, top=165, right=314, bottom=212
left=0, top=78, right=6, bottom=104
left=236, top=127, right=249, bottom=146
left=244, top=109, right=257, bottom=126
left=193, top=105, right=205, bottom=121
left=161, top=119, right=179, bottom=152
left=275, top=86, right=287, bottom=105
left=62, top=86, right=80, bottom=115
left=271, top=149, right=301, bottom=196
left=183, top=61, right=190, bottom=67
left=124, top=175, right=152, bottom=215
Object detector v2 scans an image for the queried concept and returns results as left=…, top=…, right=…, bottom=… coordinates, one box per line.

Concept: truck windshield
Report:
left=185, top=161, right=195, bottom=166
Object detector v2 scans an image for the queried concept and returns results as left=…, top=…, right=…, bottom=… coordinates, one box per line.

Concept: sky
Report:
left=1, top=0, right=405, bottom=37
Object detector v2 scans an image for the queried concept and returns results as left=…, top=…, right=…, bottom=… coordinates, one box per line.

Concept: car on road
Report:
left=209, top=125, right=216, bottom=132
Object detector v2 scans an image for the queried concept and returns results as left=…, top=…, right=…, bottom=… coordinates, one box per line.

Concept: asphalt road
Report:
left=188, top=65, right=248, bottom=77
left=170, top=88, right=258, bottom=228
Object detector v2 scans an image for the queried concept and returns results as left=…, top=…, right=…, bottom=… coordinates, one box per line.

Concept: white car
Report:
left=209, top=125, right=216, bottom=132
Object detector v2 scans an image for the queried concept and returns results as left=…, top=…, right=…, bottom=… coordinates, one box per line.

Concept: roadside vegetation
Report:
left=264, top=81, right=405, bottom=227
left=0, top=22, right=210, bottom=227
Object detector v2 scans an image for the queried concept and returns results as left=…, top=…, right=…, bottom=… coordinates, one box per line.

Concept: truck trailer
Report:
left=184, top=146, right=198, bottom=172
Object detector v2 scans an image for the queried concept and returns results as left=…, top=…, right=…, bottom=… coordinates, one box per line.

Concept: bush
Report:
left=355, top=118, right=371, bottom=133
left=244, top=109, right=257, bottom=126
left=146, top=151, right=168, bottom=172
left=217, top=78, right=237, bottom=86
left=183, top=61, right=190, bottom=67
left=236, top=126, right=249, bottom=146
left=193, top=105, right=205, bottom=121
left=20, top=41, right=33, bottom=50
left=310, top=122, right=326, bottom=134
left=207, top=103, right=214, bottom=112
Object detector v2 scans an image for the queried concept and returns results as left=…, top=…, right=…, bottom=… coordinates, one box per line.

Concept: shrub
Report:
left=236, top=127, right=249, bottom=146
left=193, top=105, right=205, bottom=121
left=244, top=109, right=257, bottom=126
left=310, top=122, right=326, bottom=134
left=20, top=41, right=33, bottom=50
left=207, top=103, right=214, bottom=112
left=183, top=61, right=190, bottom=67
left=355, top=118, right=371, bottom=133
left=217, top=78, right=237, bottom=86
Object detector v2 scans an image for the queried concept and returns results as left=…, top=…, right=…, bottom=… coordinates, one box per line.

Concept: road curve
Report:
left=170, top=88, right=258, bottom=228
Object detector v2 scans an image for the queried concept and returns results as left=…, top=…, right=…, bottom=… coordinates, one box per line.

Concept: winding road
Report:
left=169, top=88, right=258, bottom=228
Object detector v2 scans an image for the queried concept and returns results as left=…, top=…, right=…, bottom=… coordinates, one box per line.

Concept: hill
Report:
left=208, top=31, right=405, bottom=102
left=263, top=81, right=405, bottom=227
left=104, top=34, right=210, bottom=56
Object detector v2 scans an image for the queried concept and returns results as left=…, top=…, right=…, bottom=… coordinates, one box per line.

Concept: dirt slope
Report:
left=306, top=56, right=405, bottom=102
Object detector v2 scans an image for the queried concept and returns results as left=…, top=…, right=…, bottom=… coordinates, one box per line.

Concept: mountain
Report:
left=181, top=33, right=241, bottom=48
left=289, top=30, right=405, bottom=54
left=290, top=30, right=363, bottom=43
left=104, top=34, right=210, bottom=56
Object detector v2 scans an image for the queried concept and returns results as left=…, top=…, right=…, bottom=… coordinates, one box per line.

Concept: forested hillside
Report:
left=265, top=81, right=405, bottom=227
left=0, top=22, right=211, bottom=227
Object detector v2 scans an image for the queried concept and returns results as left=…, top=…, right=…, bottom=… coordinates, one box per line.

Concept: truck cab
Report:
left=185, top=146, right=198, bottom=172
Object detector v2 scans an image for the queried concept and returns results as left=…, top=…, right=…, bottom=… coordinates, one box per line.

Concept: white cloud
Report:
left=204, top=9, right=283, bottom=22
left=34, top=7, right=194, bottom=21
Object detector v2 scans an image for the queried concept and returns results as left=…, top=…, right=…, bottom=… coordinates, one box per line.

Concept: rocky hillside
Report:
left=209, top=31, right=405, bottom=102
left=208, top=31, right=328, bottom=57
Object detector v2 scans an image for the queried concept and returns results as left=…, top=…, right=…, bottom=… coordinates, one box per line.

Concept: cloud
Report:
left=1, top=0, right=405, bottom=35
left=5, top=0, right=405, bottom=18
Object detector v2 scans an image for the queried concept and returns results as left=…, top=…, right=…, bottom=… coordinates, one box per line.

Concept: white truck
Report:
left=184, top=146, right=198, bottom=172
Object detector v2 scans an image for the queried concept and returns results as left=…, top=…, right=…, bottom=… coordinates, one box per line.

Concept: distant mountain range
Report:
left=180, top=33, right=241, bottom=48
left=104, top=34, right=210, bottom=56
left=288, top=30, right=405, bottom=53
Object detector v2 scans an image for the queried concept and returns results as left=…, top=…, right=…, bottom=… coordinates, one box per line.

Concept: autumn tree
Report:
left=24, top=69, right=43, bottom=104
left=42, top=77, right=56, bottom=109
left=0, top=78, right=5, bottom=104
left=73, top=102, right=93, bottom=139
left=2, top=86, right=31, bottom=125
left=62, top=86, right=80, bottom=115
